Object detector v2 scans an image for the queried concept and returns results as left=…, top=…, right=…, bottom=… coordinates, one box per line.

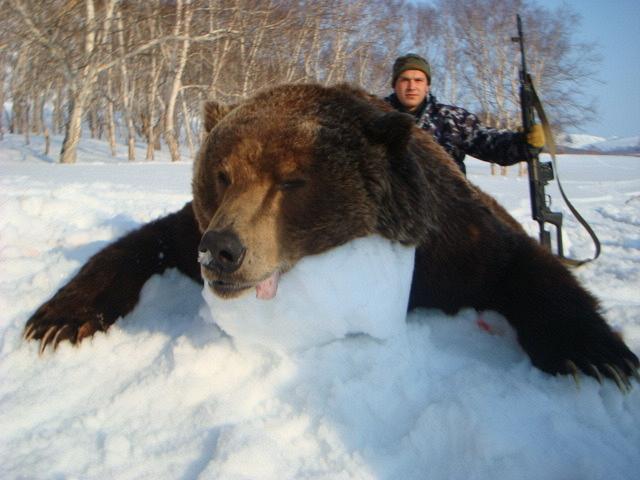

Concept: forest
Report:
left=0, top=0, right=598, bottom=164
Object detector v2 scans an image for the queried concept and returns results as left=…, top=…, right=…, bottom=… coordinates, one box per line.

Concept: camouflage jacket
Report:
left=385, top=93, right=527, bottom=174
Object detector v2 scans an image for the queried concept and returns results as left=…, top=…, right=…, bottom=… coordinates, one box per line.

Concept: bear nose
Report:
left=198, top=229, right=246, bottom=273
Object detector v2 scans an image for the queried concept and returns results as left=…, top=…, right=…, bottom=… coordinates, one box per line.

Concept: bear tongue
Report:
left=255, top=271, right=280, bottom=300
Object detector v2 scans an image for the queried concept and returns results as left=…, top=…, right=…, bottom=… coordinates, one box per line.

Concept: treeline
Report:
left=0, top=0, right=598, bottom=164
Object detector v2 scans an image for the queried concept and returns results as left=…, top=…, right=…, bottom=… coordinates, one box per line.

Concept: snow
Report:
left=202, top=236, right=415, bottom=352
left=1, top=133, right=640, bottom=479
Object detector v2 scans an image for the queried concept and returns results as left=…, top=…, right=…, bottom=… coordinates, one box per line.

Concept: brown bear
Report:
left=24, top=83, right=639, bottom=388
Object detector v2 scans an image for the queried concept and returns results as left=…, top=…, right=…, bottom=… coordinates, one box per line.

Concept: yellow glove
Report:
left=527, top=123, right=545, bottom=149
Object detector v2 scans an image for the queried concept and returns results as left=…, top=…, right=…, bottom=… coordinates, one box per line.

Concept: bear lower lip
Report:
left=207, top=280, right=251, bottom=297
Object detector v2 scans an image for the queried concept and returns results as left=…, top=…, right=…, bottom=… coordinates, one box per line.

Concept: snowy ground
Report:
left=1, top=133, right=639, bottom=480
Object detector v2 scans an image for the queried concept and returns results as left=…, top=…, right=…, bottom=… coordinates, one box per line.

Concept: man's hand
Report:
left=527, top=124, right=545, bottom=149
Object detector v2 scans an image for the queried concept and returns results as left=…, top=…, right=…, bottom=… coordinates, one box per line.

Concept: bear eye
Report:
left=217, top=171, right=231, bottom=188
left=278, top=179, right=307, bottom=191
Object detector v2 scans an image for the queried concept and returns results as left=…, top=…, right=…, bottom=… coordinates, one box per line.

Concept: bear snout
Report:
left=198, top=229, right=246, bottom=274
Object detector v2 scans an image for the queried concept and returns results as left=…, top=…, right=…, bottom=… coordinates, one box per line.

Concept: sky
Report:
left=536, top=0, right=640, bottom=138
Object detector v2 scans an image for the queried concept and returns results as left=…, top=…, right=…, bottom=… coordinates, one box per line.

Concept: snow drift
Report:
left=202, top=235, right=415, bottom=352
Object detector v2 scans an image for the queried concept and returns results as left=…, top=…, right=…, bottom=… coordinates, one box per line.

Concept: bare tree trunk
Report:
left=145, top=49, right=162, bottom=161
left=127, top=83, right=136, bottom=162
left=518, top=162, right=526, bottom=177
left=32, top=93, right=44, bottom=134
left=9, top=101, right=18, bottom=134
left=240, top=0, right=274, bottom=98
left=89, top=105, right=100, bottom=139
left=60, top=108, right=81, bottom=164
left=23, top=101, right=30, bottom=145
left=59, top=0, right=117, bottom=163
left=53, top=82, right=65, bottom=134
left=181, top=91, right=195, bottom=159
left=44, top=127, right=51, bottom=156
left=207, top=6, right=237, bottom=99
left=10, top=47, right=29, bottom=135
left=145, top=120, right=156, bottom=161
left=60, top=85, right=90, bottom=164
left=442, top=17, right=460, bottom=104
left=324, top=36, right=346, bottom=85
left=106, top=72, right=117, bottom=156
left=163, top=0, right=193, bottom=162
left=0, top=53, right=5, bottom=140
left=116, top=10, right=136, bottom=161
left=304, top=14, right=322, bottom=82
left=60, top=0, right=96, bottom=164
left=356, top=49, right=371, bottom=87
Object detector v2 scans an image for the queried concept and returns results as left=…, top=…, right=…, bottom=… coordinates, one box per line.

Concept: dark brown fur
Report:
left=25, top=83, right=638, bottom=386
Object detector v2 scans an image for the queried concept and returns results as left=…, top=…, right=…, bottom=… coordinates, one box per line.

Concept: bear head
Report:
left=192, top=83, right=435, bottom=299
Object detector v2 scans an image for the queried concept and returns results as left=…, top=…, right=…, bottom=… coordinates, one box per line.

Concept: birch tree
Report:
left=0, top=51, right=6, bottom=140
left=161, top=0, right=193, bottom=162
left=115, top=8, right=137, bottom=161
left=1, top=0, right=600, bottom=164
left=59, top=0, right=117, bottom=163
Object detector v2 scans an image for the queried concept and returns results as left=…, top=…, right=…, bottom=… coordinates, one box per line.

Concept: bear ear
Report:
left=364, top=111, right=415, bottom=153
left=203, top=101, right=235, bottom=133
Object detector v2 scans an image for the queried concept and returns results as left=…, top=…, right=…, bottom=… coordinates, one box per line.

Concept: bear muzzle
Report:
left=198, top=228, right=281, bottom=300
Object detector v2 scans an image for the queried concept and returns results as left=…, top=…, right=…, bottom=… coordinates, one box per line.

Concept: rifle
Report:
left=512, top=14, right=600, bottom=265
left=512, top=14, right=564, bottom=256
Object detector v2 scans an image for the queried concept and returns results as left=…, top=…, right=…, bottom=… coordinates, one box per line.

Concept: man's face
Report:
left=393, top=70, right=429, bottom=112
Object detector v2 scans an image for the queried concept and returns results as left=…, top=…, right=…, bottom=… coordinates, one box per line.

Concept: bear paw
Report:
left=522, top=324, right=640, bottom=392
left=24, top=301, right=113, bottom=354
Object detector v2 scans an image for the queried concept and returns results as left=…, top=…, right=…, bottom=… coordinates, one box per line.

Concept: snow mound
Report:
left=201, top=235, right=415, bottom=351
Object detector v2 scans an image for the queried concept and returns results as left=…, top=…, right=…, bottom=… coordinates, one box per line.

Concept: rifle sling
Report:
left=530, top=85, right=601, bottom=266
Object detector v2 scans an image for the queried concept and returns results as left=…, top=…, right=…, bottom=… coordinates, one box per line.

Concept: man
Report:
left=385, top=53, right=544, bottom=175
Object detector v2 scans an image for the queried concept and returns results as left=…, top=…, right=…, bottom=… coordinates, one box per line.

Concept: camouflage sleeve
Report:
left=460, top=111, right=528, bottom=166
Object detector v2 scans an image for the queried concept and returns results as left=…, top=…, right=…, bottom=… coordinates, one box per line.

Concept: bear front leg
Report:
left=499, top=240, right=640, bottom=389
left=24, top=202, right=202, bottom=353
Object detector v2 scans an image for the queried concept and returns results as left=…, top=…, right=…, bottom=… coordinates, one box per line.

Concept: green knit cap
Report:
left=392, top=53, right=431, bottom=87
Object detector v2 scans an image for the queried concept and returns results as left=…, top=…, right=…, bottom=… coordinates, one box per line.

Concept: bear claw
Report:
left=587, top=364, right=604, bottom=384
left=626, top=360, right=640, bottom=383
left=23, top=298, right=113, bottom=352
left=53, top=325, right=71, bottom=347
left=568, top=361, right=637, bottom=393
left=604, top=364, right=630, bottom=393
left=24, top=324, right=36, bottom=342
left=28, top=320, right=105, bottom=354
left=39, top=326, right=58, bottom=355
left=564, top=360, right=581, bottom=388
